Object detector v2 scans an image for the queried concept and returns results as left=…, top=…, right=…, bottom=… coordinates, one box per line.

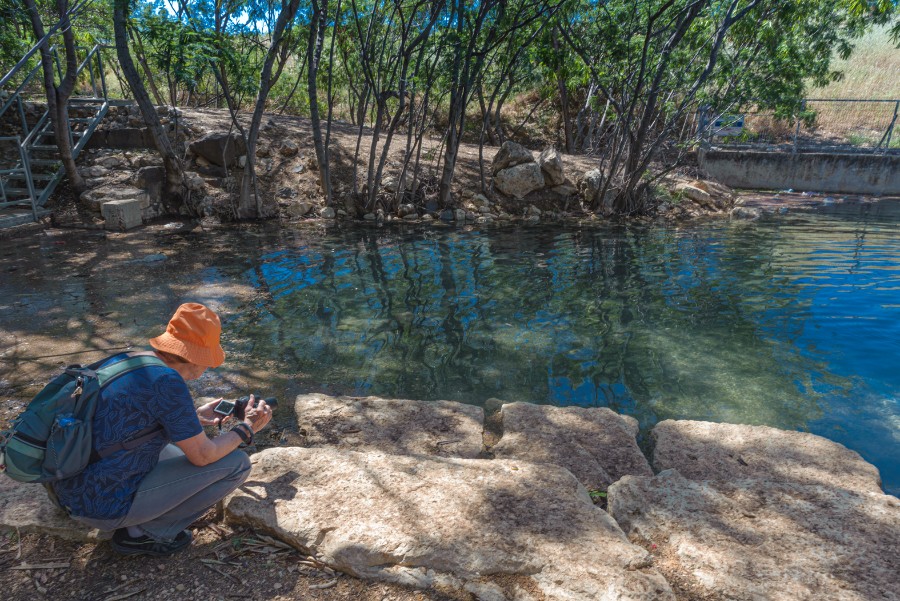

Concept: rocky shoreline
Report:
left=3, top=394, right=897, bottom=600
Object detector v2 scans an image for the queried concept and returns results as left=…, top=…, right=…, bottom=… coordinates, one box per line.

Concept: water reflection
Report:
left=2, top=209, right=894, bottom=495
left=225, top=214, right=900, bottom=495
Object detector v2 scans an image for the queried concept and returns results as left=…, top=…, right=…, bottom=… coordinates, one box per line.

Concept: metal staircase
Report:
left=0, top=43, right=109, bottom=229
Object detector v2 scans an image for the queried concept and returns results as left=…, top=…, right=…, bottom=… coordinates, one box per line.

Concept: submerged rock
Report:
left=492, top=402, right=651, bottom=492
left=226, top=447, right=674, bottom=601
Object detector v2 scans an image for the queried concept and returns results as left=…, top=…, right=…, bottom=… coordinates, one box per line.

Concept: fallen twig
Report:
left=11, top=562, right=71, bottom=570
left=104, top=587, right=146, bottom=601
left=202, top=562, right=244, bottom=586
left=309, top=579, right=337, bottom=590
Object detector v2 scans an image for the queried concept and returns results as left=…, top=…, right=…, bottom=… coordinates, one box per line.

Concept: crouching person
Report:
left=51, top=303, right=272, bottom=556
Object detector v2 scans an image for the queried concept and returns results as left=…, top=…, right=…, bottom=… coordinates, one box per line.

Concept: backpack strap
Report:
left=87, top=354, right=170, bottom=463
left=89, top=424, right=164, bottom=463
left=96, top=354, right=167, bottom=387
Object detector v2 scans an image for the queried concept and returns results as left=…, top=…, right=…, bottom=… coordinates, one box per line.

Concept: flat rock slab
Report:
left=295, top=393, right=484, bottom=458
left=608, top=470, right=900, bottom=601
left=492, top=402, right=651, bottom=491
left=226, top=447, right=673, bottom=601
left=0, top=479, right=104, bottom=541
left=652, top=419, right=883, bottom=493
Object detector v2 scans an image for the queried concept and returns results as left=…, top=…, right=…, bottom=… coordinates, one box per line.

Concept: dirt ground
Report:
left=0, top=521, right=474, bottom=601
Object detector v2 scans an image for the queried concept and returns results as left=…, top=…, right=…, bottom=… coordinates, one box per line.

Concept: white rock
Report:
left=651, top=419, right=883, bottom=493
left=491, top=141, right=534, bottom=175
left=295, top=393, right=484, bottom=458
left=493, top=403, right=652, bottom=491
left=537, top=148, right=565, bottom=186
left=226, top=447, right=674, bottom=601
left=494, top=163, right=545, bottom=199
left=609, top=469, right=900, bottom=601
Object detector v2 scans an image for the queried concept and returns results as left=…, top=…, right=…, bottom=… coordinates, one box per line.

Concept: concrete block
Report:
left=101, top=198, right=143, bottom=230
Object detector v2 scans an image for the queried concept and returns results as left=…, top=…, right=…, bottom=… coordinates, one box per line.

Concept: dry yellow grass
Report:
left=812, top=25, right=900, bottom=99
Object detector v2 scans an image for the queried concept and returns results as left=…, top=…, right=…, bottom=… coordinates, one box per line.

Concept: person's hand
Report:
left=197, top=398, right=227, bottom=429
left=242, top=395, right=272, bottom=434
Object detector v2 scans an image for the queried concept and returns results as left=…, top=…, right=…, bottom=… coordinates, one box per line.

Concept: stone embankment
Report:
left=70, top=107, right=746, bottom=230
left=2, top=395, right=897, bottom=600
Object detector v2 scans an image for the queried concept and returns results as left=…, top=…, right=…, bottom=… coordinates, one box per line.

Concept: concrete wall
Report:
left=699, top=149, right=900, bottom=195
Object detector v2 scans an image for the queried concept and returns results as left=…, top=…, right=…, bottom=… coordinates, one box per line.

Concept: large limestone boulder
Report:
left=226, top=447, right=674, bottom=600
left=295, top=393, right=484, bottom=458
left=609, top=469, right=900, bottom=601
left=492, top=403, right=652, bottom=491
left=578, top=168, right=603, bottom=205
left=674, top=179, right=733, bottom=211
left=652, top=419, right=883, bottom=493
left=537, top=148, right=566, bottom=187
left=494, top=163, right=545, bottom=200
left=0, top=479, right=105, bottom=542
left=188, top=132, right=247, bottom=167
left=491, top=141, right=534, bottom=175
left=80, top=186, right=150, bottom=212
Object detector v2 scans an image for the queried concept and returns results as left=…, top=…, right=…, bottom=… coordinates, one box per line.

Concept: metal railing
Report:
left=0, top=43, right=109, bottom=225
left=699, top=99, right=899, bottom=154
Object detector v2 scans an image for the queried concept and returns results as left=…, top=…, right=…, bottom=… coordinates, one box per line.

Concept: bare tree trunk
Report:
left=113, top=0, right=184, bottom=211
left=237, top=0, right=302, bottom=218
left=308, top=0, right=333, bottom=206
left=25, top=0, right=85, bottom=196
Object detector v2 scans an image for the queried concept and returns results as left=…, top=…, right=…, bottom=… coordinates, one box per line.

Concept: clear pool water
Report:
left=225, top=207, right=900, bottom=495
left=2, top=202, right=897, bottom=495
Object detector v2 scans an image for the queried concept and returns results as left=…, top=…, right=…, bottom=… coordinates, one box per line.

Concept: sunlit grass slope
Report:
left=812, top=26, right=900, bottom=99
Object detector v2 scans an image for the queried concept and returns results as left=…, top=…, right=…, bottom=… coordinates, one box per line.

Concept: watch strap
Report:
left=232, top=423, right=253, bottom=445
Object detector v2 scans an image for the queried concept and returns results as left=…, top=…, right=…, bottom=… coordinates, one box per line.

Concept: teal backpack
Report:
left=0, top=354, right=166, bottom=484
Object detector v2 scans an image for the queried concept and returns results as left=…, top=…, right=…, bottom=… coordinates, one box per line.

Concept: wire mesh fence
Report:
left=699, top=99, right=900, bottom=153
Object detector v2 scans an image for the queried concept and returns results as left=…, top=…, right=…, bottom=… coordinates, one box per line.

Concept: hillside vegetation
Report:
left=814, top=26, right=900, bottom=98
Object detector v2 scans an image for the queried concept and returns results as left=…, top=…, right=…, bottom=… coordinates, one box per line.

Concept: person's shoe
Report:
left=110, top=528, right=192, bottom=556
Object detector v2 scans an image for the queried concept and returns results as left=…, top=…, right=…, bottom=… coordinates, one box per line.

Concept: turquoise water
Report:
left=1, top=204, right=896, bottom=495
left=224, top=207, right=900, bottom=495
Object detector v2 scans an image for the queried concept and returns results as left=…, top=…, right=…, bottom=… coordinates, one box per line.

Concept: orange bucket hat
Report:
left=149, top=303, right=225, bottom=368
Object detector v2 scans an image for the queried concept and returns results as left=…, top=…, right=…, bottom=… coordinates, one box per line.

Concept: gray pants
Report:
left=72, top=445, right=251, bottom=541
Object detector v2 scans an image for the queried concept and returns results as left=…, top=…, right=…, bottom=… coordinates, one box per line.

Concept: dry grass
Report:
left=811, top=25, right=900, bottom=99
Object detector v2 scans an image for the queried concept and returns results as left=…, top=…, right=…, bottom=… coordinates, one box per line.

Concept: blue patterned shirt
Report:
left=52, top=353, right=203, bottom=520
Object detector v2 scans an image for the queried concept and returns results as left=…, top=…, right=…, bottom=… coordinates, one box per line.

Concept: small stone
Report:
left=120, top=575, right=128, bottom=582
left=465, top=211, right=477, bottom=221
left=364, top=213, right=377, bottom=221
left=279, top=140, right=299, bottom=157
left=439, top=209, right=455, bottom=221
left=403, top=214, right=419, bottom=221
left=273, top=583, right=282, bottom=590
left=454, top=209, right=466, bottom=222
left=321, top=207, right=336, bottom=219
left=176, top=584, right=185, bottom=592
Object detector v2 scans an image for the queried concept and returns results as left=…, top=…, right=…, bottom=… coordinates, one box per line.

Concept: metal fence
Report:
left=699, top=99, right=899, bottom=153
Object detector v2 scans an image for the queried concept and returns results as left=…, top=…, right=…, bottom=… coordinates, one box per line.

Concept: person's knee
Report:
left=221, top=449, right=252, bottom=484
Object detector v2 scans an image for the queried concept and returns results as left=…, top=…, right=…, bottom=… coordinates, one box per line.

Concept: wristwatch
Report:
left=232, top=422, right=254, bottom=446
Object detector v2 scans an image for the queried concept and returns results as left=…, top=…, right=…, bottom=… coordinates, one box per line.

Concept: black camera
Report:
left=213, top=396, right=278, bottom=421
